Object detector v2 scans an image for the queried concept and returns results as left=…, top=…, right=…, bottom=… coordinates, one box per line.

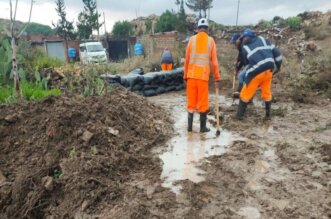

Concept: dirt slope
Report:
left=0, top=86, right=173, bottom=218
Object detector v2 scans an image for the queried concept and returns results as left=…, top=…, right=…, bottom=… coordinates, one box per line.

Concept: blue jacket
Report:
left=242, top=36, right=282, bottom=85
left=160, top=50, right=174, bottom=64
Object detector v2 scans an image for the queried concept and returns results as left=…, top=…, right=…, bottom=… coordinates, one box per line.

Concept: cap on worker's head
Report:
left=230, top=33, right=241, bottom=43
left=239, top=28, right=255, bottom=40
left=197, top=18, right=209, bottom=28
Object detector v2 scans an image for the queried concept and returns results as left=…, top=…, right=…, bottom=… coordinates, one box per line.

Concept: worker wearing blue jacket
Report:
left=236, top=29, right=282, bottom=120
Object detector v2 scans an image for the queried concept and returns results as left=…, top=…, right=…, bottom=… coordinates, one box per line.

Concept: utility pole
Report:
left=236, top=0, right=240, bottom=27
left=96, top=0, right=100, bottom=41
left=103, top=12, right=107, bottom=35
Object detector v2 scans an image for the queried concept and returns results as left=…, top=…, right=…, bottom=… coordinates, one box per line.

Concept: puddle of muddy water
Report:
left=159, top=109, right=238, bottom=194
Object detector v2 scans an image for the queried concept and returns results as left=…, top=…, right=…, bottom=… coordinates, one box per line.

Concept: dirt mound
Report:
left=0, top=86, right=172, bottom=218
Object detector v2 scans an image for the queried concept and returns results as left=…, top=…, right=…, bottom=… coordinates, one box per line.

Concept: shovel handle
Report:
left=215, top=85, right=220, bottom=131
left=232, top=75, right=236, bottom=90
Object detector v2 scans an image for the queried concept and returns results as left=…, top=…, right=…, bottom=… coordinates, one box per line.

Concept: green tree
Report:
left=112, top=21, right=133, bottom=38
left=155, top=10, right=178, bottom=33
left=186, top=0, right=213, bottom=18
left=24, top=22, right=54, bottom=36
left=53, top=0, right=76, bottom=40
left=77, top=0, right=102, bottom=40
left=176, top=0, right=187, bottom=33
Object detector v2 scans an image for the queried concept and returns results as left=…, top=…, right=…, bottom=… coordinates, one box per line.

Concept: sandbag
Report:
left=128, top=68, right=144, bottom=75
left=156, top=86, right=166, bottom=94
left=104, top=67, right=184, bottom=96
left=143, top=89, right=157, bottom=97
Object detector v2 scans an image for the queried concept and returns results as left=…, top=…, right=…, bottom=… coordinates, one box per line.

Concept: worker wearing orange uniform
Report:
left=160, top=48, right=174, bottom=71
left=184, top=18, right=221, bottom=133
left=236, top=29, right=282, bottom=119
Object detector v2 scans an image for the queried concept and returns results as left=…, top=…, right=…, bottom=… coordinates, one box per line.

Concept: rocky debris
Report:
left=0, top=170, right=6, bottom=184
left=107, top=127, right=119, bottom=136
left=305, top=41, right=318, bottom=51
left=81, top=130, right=94, bottom=142
left=42, top=176, right=54, bottom=191
left=4, top=114, right=18, bottom=123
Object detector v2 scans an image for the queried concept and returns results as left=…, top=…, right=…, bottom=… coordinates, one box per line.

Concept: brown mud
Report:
left=0, top=86, right=173, bottom=218
left=0, top=86, right=330, bottom=219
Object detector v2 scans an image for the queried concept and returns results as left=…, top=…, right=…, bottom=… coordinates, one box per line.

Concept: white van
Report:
left=79, top=42, right=107, bottom=64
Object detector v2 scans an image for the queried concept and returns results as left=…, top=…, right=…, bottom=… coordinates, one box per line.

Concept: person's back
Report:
left=184, top=18, right=221, bottom=133
left=160, top=49, right=174, bottom=71
left=236, top=29, right=282, bottom=120
left=242, top=36, right=276, bottom=85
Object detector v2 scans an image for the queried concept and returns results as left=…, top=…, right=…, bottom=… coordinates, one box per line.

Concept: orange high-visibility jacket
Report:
left=184, top=32, right=221, bottom=81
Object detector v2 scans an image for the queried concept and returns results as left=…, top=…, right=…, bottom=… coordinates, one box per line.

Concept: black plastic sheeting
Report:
left=102, top=67, right=185, bottom=97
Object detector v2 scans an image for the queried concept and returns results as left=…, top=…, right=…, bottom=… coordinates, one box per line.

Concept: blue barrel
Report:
left=68, top=47, right=77, bottom=60
left=134, top=42, right=144, bottom=56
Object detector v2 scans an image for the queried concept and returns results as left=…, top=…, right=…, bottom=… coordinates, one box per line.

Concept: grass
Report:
left=0, top=81, right=61, bottom=104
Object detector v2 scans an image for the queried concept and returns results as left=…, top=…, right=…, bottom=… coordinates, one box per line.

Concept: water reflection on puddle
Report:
left=159, top=112, right=236, bottom=194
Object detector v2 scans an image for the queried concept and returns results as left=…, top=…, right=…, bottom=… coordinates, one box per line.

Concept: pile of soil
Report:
left=0, top=86, right=172, bottom=218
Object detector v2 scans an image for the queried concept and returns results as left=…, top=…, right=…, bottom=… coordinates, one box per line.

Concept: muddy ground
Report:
left=0, top=85, right=330, bottom=219
left=145, top=87, right=331, bottom=219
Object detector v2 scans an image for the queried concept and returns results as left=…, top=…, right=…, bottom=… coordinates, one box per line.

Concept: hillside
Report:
left=0, top=19, right=54, bottom=36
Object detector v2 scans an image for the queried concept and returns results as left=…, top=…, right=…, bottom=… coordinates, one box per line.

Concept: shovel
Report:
left=215, top=84, right=221, bottom=136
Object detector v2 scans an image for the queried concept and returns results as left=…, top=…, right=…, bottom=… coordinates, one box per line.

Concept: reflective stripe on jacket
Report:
left=184, top=32, right=220, bottom=81
left=242, top=36, right=282, bottom=85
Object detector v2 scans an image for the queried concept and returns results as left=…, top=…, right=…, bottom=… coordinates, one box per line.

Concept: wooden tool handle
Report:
left=216, top=86, right=220, bottom=130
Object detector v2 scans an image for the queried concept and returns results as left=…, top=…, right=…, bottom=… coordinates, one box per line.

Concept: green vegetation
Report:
left=54, top=0, right=76, bottom=40
left=258, top=19, right=273, bottom=28
left=0, top=81, right=61, bottom=103
left=24, top=22, right=54, bottom=36
left=112, top=21, right=134, bottom=38
left=185, top=0, right=213, bottom=18
left=69, top=148, right=76, bottom=157
left=286, top=16, right=302, bottom=30
left=0, top=38, right=12, bottom=85
left=155, top=10, right=178, bottom=33
left=77, top=0, right=102, bottom=39
left=91, top=145, right=97, bottom=155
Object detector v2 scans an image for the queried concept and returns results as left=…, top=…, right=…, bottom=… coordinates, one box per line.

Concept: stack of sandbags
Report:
left=102, top=67, right=184, bottom=97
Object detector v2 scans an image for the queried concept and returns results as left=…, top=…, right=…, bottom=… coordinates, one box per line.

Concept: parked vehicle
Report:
left=79, top=42, right=107, bottom=64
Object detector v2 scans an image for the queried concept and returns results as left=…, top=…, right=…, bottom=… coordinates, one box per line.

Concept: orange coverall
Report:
left=161, top=63, right=173, bottom=71
left=184, top=32, right=221, bottom=113
left=240, top=69, right=272, bottom=102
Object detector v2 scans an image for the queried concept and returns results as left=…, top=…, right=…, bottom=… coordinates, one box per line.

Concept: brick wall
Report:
left=139, top=31, right=179, bottom=57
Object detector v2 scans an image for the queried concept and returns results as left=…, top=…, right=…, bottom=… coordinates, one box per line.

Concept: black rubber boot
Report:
left=265, top=101, right=271, bottom=119
left=236, top=100, right=248, bottom=120
left=188, top=113, right=194, bottom=132
left=200, top=112, right=210, bottom=133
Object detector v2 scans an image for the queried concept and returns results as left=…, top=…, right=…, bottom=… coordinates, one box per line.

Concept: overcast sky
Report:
left=0, top=0, right=330, bottom=33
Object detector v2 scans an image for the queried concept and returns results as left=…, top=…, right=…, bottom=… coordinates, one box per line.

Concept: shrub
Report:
left=258, top=19, right=273, bottom=28
left=0, top=38, right=12, bottom=85
left=286, top=16, right=302, bottom=30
